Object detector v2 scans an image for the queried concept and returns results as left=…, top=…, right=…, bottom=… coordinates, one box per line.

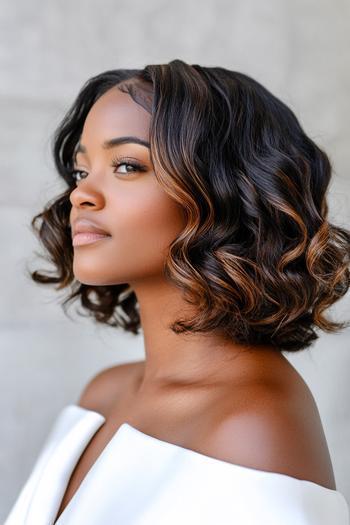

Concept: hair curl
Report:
left=28, top=58, right=350, bottom=352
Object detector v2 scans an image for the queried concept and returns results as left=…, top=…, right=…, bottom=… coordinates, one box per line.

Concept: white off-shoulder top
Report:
left=4, top=404, right=350, bottom=524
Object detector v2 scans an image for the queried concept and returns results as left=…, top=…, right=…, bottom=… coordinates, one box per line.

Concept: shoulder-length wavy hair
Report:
left=29, top=58, right=350, bottom=353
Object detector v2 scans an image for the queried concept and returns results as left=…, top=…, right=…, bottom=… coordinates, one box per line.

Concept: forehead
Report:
left=79, top=86, right=151, bottom=146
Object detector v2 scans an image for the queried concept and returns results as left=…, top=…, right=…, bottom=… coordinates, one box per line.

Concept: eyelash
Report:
left=70, top=155, right=147, bottom=183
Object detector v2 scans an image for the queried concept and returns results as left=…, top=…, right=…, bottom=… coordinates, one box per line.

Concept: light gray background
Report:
left=1, top=0, right=349, bottom=520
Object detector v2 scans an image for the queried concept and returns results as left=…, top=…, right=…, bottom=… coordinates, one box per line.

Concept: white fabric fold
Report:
left=4, top=404, right=350, bottom=525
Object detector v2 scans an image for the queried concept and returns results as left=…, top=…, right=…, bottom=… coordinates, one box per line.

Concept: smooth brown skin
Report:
left=53, top=86, right=336, bottom=523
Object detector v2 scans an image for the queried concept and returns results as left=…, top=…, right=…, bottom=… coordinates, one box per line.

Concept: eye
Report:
left=110, top=156, right=147, bottom=176
left=70, top=169, right=87, bottom=183
left=70, top=156, right=147, bottom=184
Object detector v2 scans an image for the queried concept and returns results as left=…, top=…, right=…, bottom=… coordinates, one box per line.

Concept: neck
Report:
left=129, top=276, right=273, bottom=390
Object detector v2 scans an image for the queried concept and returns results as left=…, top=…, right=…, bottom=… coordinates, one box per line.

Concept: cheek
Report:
left=113, top=185, right=185, bottom=261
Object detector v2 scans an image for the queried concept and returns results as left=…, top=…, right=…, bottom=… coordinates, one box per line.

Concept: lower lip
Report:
left=72, top=233, right=112, bottom=246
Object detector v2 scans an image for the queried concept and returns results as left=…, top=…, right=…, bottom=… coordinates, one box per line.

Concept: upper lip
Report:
left=72, top=218, right=111, bottom=237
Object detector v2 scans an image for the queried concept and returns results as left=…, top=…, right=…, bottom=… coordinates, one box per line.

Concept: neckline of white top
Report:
left=70, top=403, right=345, bottom=498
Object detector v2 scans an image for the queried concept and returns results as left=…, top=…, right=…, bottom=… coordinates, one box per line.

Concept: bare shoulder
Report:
left=77, top=359, right=144, bottom=415
left=205, top=365, right=336, bottom=490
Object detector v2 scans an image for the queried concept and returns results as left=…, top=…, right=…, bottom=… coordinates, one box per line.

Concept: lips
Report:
left=72, top=219, right=111, bottom=237
left=71, top=218, right=112, bottom=246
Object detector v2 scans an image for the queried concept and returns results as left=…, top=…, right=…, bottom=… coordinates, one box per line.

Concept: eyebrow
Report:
left=73, top=136, right=150, bottom=160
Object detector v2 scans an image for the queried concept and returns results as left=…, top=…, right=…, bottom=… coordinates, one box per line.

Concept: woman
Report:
left=5, top=59, right=350, bottom=524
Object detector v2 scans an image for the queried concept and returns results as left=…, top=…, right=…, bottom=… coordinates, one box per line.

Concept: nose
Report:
left=69, top=182, right=105, bottom=209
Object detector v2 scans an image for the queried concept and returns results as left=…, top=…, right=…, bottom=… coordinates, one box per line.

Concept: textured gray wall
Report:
left=1, top=0, right=349, bottom=520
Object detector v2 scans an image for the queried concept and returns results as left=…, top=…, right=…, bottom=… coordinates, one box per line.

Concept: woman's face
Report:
left=69, top=86, right=186, bottom=286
